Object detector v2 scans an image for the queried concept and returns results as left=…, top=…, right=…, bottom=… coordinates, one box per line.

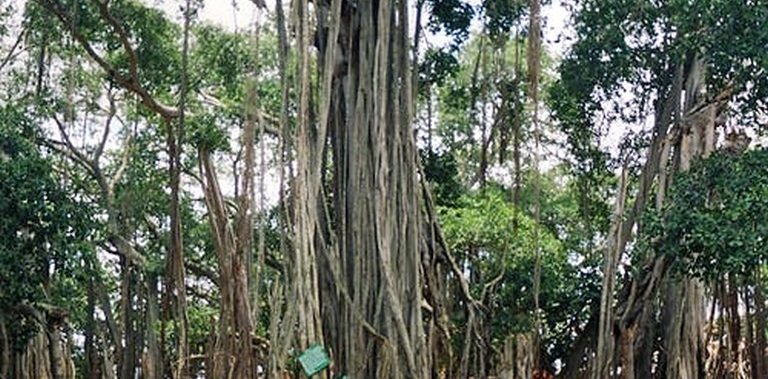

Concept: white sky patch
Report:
left=152, top=0, right=263, bottom=31
left=153, top=0, right=573, bottom=52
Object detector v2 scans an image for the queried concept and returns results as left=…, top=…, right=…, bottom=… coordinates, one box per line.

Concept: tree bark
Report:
left=305, top=1, right=431, bottom=377
left=199, top=145, right=255, bottom=379
left=527, top=0, right=543, bottom=369
left=611, top=60, right=684, bottom=377
left=196, top=38, right=261, bottom=372
left=119, top=259, right=135, bottom=379
left=85, top=276, right=100, bottom=379
left=662, top=54, right=716, bottom=379
left=593, top=162, right=629, bottom=379
left=1, top=314, right=9, bottom=379
left=145, top=275, right=162, bottom=379
left=3, top=306, right=75, bottom=379
left=164, top=0, right=193, bottom=376
left=754, top=270, right=767, bottom=379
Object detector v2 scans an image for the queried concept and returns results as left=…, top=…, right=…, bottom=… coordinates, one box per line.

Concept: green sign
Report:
left=298, top=344, right=331, bottom=377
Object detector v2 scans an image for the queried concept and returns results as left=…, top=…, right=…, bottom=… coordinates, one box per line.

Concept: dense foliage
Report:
left=649, top=149, right=768, bottom=280
left=0, top=107, right=92, bottom=349
left=1, top=0, right=768, bottom=378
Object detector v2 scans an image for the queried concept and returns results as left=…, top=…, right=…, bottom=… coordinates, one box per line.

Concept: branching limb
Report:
left=94, top=87, right=117, bottom=162
left=36, top=0, right=180, bottom=120
left=107, top=126, right=132, bottom=195
left=199, top=91, right=282, bottom=136
left=41, top=138, right=98, bottom=177
left=0, top=25, right=27, bottom=74
left=53, top=115, right=97, bottom=172
left=90, top=0, right=139, bottom=80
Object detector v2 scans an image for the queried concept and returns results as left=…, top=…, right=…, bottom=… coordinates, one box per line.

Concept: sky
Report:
left=152, top=0, right=573, bottom=56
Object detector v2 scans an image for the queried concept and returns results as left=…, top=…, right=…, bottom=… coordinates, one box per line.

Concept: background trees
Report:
left=1, top=0, right=767, bottom=378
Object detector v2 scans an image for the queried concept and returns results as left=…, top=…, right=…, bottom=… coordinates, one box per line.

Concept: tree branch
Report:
left=199, top=91, right=282, bottom=136
left=90, top=0, right=139, bottom=80
left=41, top=138, right=97, bottom=177
left=94, top=87, right=117, bottom=162
left=108, top=128, right=132, bottom=195
left=0, top=25, right=27, bottom=74
left=36, top=0, right=180, bottom=120
left=52, top=116, right=98, bottom=173
left=99, top=237, right=147, bottom=267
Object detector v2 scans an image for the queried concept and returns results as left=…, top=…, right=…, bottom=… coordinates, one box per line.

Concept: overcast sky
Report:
left=150, top=0, right=573, bottom=56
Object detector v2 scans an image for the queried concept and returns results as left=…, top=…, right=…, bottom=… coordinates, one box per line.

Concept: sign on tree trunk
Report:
left=298, top=345, right=331, bottom=377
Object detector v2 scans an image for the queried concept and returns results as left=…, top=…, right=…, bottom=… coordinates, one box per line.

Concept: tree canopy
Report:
left=1, top=0, right=768, bottom=378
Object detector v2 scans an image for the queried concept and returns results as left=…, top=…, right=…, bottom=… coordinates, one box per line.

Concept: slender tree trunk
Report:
left=478, top=36, right=491, bottom=186
left=527, top=0, right=543, bottom=370
left=95, top=276, right=120, bottom=378
left=1, top=313, right=9, bottom=379
left=120, top=259, right=136, bottom=379
left=165, top=1, right=193, bottom=376
left=85, top=276, right=99, bottom=379
left=754, top=269, right=767, bottom=379
left=199, top=144, right=255, bottom=379
left=746, top=284, right=756, bottom=379
left=145, top=275, right=162, bottom=379
left=267, top=1, right=294, bottom=375
left=512, top=30, right=523, bottom=230
left=593, top=162, right=629, bottom=379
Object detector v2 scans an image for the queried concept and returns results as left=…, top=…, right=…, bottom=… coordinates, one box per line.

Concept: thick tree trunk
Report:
left=662, top=55, right=714, bottom=379
left=2, top=307, right=75, bottom=379
left=610, top=48, right=732, bottom=378
left=197, top=38, right=260, bottom=372
left=305, top=1, right=429, bottom=377
left=608, top=61, right=674, bottom=378
left=499, top=333, right=534, bottom=379
left=290, top=0, right=325, bottom=367
left=663, top=279, right=705, bottom=379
